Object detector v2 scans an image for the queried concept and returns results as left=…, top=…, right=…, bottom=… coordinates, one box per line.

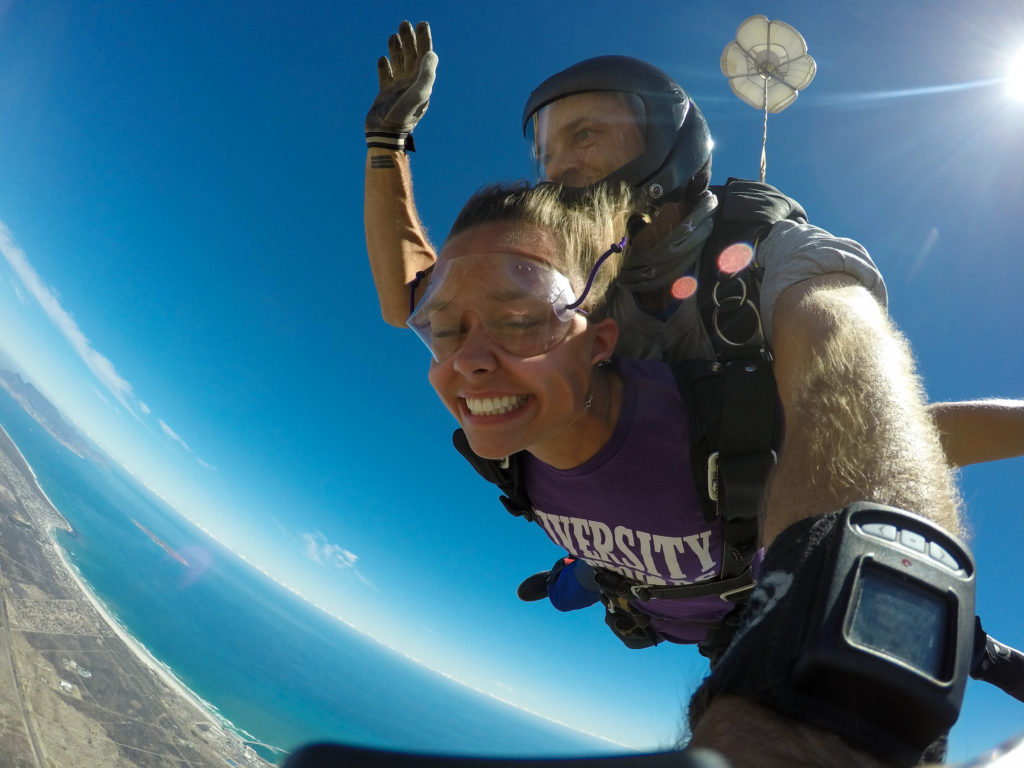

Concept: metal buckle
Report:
left=718, top=582, right=756, bottom=603
left=712, top=275, right=765, bottom=348
left=629, top=585, right=652, bottom=601
left=707, top=450, right=778, bottom=505
left=707, top=452, right=720, bottom=502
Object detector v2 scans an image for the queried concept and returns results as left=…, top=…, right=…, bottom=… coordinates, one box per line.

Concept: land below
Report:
left=0, top=425, right=274, bottom=768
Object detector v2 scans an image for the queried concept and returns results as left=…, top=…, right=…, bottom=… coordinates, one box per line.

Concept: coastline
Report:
left=50, top=528, right=264, bottom=749
left=0, top=423, right=274, bottom=766
left=6, top=423, right=223, bottom=730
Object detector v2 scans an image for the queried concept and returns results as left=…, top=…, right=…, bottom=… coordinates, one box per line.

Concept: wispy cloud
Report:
left=0, top=271, right=29, bottom=307
left=157, top=417, right=214, bottom=470
left=0, top=221, right=208, bottom=468
left=0, top=221, right=139, bottom=416
left=159, top=419, right=192, bottom=453
left=301, top=531, right=374, bottom=588
left=303, top=531, right=358, bottom=567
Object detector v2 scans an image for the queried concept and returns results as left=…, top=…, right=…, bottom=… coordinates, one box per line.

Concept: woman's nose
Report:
left=451, top=321, right=499, bottom=376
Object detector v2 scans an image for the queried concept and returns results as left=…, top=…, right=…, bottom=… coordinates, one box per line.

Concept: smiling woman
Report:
left=418, top=182, right=633, bottom=468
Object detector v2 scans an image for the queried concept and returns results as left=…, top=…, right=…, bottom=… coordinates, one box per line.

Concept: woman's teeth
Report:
left=464, top=395, right=528, bottom=416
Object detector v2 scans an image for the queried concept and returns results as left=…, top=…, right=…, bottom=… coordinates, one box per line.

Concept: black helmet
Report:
left=522, top=55, right=712, bottom=204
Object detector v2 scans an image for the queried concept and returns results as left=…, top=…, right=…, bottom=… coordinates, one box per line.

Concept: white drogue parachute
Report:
left=721, top=15, right=817, bottom=182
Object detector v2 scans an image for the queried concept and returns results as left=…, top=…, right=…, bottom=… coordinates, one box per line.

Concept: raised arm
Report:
left=929, top=398, right=1024, bottom=467
left=364, top=20, right=439, bottom=327
left=365, top=149, right=437, bottom=326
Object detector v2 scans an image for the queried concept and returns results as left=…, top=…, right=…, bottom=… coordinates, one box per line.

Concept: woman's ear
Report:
left=589, top=318, right=619, bottom=364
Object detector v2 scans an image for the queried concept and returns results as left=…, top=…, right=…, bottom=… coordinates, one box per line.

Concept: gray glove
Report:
left=365, top=20, right=438, bottom=152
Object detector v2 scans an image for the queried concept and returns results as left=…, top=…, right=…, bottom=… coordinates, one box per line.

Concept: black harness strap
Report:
left=715, top=358, right=777, bottom=572
left=628, top=569, right=756, bottom=603
left=668, top=359, right=766, bottom=584
left=452, top=429, right=535, bottom=522
left=689, top=179, right=801, bottom=578
left=595, top=563, right=732, bottom=598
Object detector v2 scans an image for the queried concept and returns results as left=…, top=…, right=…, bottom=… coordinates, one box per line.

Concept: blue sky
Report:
left=1, top=0, right=1023, bottom=758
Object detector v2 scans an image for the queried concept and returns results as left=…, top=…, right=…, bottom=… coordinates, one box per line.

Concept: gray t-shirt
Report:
left=608, top=215, right=887, bottom=363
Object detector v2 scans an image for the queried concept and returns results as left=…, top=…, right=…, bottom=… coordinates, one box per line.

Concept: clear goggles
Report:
left=525, top=91, right=647, bottom=183
left=408, top=241, right=624, bottom=362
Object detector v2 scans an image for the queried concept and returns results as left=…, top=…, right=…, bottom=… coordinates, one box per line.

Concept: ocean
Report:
left=0, top=388, right=611, bottom=764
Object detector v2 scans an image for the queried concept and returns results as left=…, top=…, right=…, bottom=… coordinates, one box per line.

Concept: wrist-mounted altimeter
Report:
left=689, top=502, right=976, bottom=766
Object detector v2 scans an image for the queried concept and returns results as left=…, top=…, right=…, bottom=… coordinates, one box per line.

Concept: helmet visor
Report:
left=407, top=253, right=580, bottom=362
left=526, top=91, right=647, bottom=187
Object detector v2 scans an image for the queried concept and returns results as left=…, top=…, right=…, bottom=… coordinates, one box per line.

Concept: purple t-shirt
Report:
left=523, top=358, right=752, bottom=644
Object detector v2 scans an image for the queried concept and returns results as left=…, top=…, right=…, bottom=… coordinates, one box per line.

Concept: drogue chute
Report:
left=721, top=15, right=816, bottom=182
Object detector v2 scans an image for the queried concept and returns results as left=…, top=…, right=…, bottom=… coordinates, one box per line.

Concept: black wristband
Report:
left=688, top=512, right=834, bottom=731
left=366, top=131, right=416, bottom=152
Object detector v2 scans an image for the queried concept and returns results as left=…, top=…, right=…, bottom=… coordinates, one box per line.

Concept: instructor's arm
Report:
left=364, top=20, right=439, bottom=327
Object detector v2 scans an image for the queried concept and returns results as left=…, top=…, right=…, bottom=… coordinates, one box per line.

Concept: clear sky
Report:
left=1, top=0, right=1023, bottom=758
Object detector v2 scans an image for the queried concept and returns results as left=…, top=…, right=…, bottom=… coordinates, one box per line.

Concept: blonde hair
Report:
left=445, top=181, right=638, bottom=318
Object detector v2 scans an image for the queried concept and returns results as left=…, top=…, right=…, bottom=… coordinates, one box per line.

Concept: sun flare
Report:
left=1007, top=47, right=1024, bottom=103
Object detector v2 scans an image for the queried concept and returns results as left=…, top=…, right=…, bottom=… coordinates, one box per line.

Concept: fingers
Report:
left=415, top=21, right=432, bottom=56
left=376, top=56, right=393, bottom=89
left=397, top=20, right=419, bottom=76
left=380, top=20, right=430, bottom=84
left=387, top=28, right=405, bottom=75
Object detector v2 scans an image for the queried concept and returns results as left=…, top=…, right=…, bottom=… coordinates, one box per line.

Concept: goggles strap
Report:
left=409, top=270, right=429, bottom=316
left=564, top=237, right=628, bottom=312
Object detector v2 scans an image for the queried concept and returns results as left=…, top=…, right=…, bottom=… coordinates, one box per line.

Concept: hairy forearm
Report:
left=692, top=279, right=963, bottom=768
left=929, top=398, right=1024, bottom=467
left=364, top=149, right=438, bottom=326
left=690, top=696, right=897, bottom=768
left=765, top=277, right=962, bottom=545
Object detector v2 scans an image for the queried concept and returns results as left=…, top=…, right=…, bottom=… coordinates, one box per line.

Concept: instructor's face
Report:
left=533, top=92, right=645, bottom=188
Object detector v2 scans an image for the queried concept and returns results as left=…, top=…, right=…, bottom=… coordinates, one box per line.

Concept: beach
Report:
left=0, top=424, right=274, bottom=767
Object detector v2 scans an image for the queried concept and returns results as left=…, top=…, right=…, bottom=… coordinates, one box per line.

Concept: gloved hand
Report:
left=365, top=20, right=438, bottom=152
left=517, top=557, right=574, bottom=602
left=517, top=557, right=601, bottom=612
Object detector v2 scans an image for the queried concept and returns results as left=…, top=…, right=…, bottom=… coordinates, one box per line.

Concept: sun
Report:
left=1007, top=47, right=1024, bottom=103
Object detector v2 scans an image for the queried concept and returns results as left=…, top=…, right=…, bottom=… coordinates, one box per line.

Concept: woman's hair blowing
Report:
left=446, top=181, right=639, bottom=318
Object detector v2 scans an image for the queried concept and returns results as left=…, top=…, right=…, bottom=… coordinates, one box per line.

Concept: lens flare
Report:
left=717, top=242, right=755, bottom=274
left=671, top=276, right=698, bottom=300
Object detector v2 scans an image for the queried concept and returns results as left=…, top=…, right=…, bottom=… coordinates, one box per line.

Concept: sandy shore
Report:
left=11, top=428, right=231, bottom=736
left=0, top=424, right=275, bottom=767
left=51, top=531, right=255, bottom=739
